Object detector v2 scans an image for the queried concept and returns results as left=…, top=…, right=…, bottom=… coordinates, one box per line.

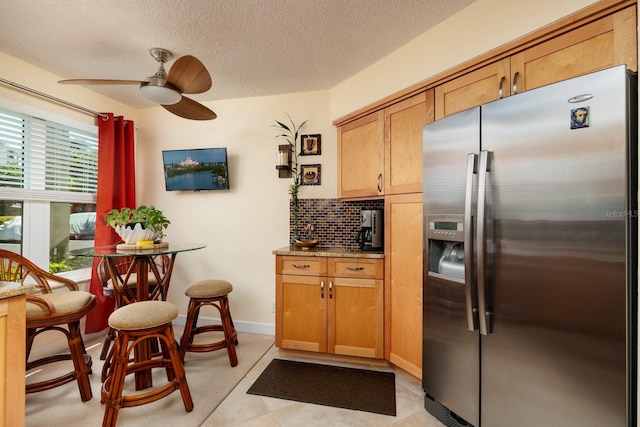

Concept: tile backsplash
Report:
left=290, top=198, right=384, bottom=250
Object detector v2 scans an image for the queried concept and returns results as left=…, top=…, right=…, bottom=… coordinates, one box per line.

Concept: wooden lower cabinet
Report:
left=275, top=255, right=384, bottom=359
left=384, top=193, right=423, bottom=379
left=0, top=295, right=26, bottom=427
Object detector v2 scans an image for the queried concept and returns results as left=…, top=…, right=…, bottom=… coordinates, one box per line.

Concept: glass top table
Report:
left=71, top=242, right=206, bottom=305
left=71, top=242, right=206, bottom=389
left=72, top=242, right=207, bottom=258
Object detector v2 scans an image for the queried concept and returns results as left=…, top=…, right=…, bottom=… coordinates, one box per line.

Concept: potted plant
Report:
left=104, top=205, right=170, bottom=245
left=273, top=114, right=307, bottom=245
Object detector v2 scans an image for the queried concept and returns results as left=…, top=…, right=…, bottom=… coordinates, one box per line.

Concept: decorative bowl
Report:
left=115, top=223, right=160, bottom=245
left=295, top=239, right=319, bottom=250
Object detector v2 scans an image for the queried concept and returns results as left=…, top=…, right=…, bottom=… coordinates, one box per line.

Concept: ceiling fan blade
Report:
left=58, top=79, right=145, bottom=85
left=162, top=96, right=216, bottom=120
left=167, top=55, right=212, bottom=94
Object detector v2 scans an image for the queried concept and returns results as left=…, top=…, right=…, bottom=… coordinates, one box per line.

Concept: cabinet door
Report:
left=0, top=296, right=25, bottom=427
left=384, top=193, right=423, bottom=378
left=337, top=110, right=385, bottom=199
left=435, top=58, right=510, bottom=119
left=384, top=90, right=434, bottom=195
left=276, top=274, right=327, bottom=352
left=327, top=276, right=383, bottom=358
left=510, top=5, right=637, bottom=93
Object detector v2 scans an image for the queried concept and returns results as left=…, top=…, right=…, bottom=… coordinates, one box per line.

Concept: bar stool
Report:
left=97, top=256, right=169, bottom=360
left=101, top=300, right=193, bottom=427
left=179, top=279, right=238, bottom=366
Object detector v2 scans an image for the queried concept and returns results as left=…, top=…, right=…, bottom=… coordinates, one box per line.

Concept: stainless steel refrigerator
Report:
left=422, top=65, right=637, bottom=427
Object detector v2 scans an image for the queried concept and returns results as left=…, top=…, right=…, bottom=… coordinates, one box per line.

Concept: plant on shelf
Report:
left=104, top=205, right=170, bottom=245
left=273, top=113, right=307, bottom=245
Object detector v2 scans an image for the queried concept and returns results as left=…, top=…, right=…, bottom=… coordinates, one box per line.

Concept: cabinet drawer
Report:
left=276, top=256, right=327, bottom=276
left=328, top=258, right=383, bottom=279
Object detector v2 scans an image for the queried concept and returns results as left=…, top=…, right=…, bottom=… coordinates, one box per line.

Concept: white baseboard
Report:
left=174, top=314, right=275, bottom=336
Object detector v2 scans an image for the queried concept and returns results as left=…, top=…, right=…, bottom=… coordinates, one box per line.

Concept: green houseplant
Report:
left=104, top=205, right=170, bottom=244
left=273, top=114, right=307, bottom=245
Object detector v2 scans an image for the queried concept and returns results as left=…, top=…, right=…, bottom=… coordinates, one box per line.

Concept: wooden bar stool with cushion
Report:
left=0, top=249, right=96, bottom=402
left=101, top=300, right=193, bottom=427
left=97, top=255, right=169, bottom=381
left=179, top=279, right=238, bottom=366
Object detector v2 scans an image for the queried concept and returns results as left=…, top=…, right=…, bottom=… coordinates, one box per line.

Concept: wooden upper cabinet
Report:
left=384, top=90, right=434, bottom=195
left=435, top=58, right=510, bottom=120
left=436, top=5, right=637, bottom=119
left=337, top=110, right=385, bottom=199
left=511, top=5, right=637, bottom=93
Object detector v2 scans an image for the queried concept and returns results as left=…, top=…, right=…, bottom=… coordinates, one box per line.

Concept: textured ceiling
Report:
left=0, top=0, right=475, bottom=108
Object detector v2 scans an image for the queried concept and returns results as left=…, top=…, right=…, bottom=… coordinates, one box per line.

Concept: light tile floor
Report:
left=202, top=344, right=447, bottom=427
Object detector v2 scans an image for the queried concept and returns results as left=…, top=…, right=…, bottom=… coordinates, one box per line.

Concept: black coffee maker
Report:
left=357, top=209, right=383, bottom=251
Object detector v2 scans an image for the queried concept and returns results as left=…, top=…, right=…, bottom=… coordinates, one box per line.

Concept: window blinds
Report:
left=0, top=107, right=98, bottom=202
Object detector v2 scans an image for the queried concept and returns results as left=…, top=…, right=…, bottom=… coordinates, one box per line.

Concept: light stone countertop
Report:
left=0, top=281, right=38, bottom=300
left=272, top=246, right=384, bottom=259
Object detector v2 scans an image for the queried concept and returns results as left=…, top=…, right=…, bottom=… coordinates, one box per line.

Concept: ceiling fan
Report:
left=59, top=48, right=216, bottom=120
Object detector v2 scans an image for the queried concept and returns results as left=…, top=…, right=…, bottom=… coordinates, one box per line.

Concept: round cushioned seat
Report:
left=26, top=290, right=94, bottom=318
left=185, top=279, right=233, bottom=299
left=109, top=300, right=178, bottom=331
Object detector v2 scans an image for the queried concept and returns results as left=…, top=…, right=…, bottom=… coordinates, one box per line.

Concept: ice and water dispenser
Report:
left=427, top=215, right=465, bottom=282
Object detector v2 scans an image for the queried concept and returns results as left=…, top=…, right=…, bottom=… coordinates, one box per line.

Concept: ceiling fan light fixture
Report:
left=140, top=84, right=181, bottom=105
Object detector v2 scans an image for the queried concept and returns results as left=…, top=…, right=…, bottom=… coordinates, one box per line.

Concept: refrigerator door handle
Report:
left=477, top=150, right=492, bottom=335
left=464, top=153, right=479, bottom=331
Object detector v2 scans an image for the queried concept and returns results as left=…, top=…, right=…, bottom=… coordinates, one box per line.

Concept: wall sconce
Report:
left=276, top=144, right=293, bottom=178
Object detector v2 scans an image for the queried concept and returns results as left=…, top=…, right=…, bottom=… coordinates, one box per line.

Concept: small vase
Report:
left=115, top=223, right=160, bottom=245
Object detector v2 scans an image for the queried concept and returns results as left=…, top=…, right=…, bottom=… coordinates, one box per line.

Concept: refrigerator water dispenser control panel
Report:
left=428, top=219, right=464, bottom=242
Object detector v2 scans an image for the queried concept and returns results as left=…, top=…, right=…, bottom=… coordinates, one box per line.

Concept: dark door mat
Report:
left=246, top=358, right=396, bottom=416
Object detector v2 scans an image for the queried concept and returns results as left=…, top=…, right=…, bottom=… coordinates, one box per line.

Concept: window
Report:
left=0, top=105, right=98, bottom=273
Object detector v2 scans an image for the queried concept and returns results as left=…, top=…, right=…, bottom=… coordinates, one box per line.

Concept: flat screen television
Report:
left=162, top=147, right=229, bottom=191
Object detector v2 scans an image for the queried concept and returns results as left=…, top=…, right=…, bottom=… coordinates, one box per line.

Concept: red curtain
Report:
left=85, top=113, right=136, bottom=333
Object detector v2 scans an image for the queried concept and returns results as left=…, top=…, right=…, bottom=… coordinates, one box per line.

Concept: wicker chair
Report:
left=0, top=249, right=96, bottom=402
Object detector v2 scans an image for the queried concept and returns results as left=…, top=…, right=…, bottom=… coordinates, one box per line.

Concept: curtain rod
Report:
left=0, top=77, right=109, bottom=121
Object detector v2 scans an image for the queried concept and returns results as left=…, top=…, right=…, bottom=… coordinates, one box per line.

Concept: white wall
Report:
left=135, top=92, right=334, bottom=332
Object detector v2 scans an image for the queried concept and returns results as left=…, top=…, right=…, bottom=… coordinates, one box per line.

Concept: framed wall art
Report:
left=300, top=164, right=321, bottom=186
left=300, top=134, right=321, bottom=156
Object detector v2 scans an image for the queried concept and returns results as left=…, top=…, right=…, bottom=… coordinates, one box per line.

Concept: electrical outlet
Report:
left=270, top=299, right=276, bottom=313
